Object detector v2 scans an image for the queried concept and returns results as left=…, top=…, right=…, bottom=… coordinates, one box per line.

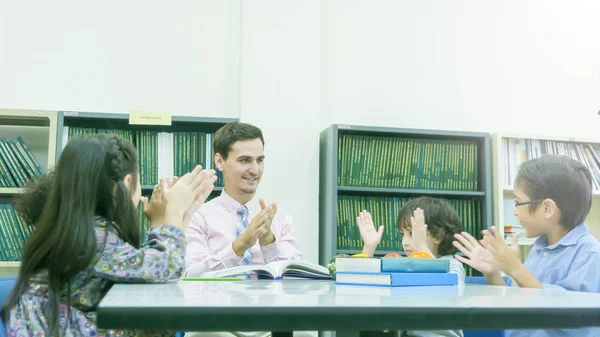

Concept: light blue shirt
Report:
left=508, top=224, right=600, bottom=337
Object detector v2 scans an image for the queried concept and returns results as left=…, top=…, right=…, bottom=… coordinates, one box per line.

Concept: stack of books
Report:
left=334, top=256, right=457, bottom=287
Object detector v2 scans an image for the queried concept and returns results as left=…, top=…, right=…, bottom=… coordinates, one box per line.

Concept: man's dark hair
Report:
left=213, top=122, right=264, bottom=159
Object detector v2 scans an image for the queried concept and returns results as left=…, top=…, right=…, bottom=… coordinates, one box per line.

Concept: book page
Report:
left=268, top=260, right=331, bottom=279
left=200, top=264, right=276, bottom=278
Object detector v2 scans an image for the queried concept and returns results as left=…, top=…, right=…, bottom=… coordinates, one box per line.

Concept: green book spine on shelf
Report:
left=8, top=140, right=37, bottom=180
left=0, top=205, right=18, bottom=260
left=16, top=137, right=45, bottom=176
left=6, top=205, right=26, bottom=259
left=0, top=138, right=27, bottom=187
left=0, top=205, right=13, bottom=260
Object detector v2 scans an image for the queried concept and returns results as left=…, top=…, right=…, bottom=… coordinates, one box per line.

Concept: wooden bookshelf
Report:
left=319, top=124, right=492, bottom=278
left=0, top=109, right=58, bottom=276
left=491, top=133, right=600, bottom=260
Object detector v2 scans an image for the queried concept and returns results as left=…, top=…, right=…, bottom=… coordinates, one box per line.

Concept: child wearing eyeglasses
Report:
left=454, top=155, right=600, bottom=337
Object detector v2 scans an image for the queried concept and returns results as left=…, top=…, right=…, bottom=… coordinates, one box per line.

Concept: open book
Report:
left=199, top=260, right=332, bottom=280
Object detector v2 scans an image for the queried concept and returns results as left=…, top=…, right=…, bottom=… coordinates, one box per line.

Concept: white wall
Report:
left=239, top=0, right=322, bottom=263
left=321, top=0, right=600, bottom=138
left=0, top=0, right=240, bottom=117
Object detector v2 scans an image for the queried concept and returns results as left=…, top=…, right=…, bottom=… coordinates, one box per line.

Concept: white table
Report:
left=97, top=280, right=600, bottom=333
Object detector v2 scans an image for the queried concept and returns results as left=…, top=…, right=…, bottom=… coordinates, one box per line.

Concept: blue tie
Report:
left=236, top=206, right=252, bottom=265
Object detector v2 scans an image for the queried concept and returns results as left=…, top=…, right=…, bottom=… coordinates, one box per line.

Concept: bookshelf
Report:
left=56, top=111, right=237, bottom=244
left=56, top=111, right=236, bottom=190
left=0, top=109, right=58, bottom=276
left=0, top=110, right=236, bottom=276
left=491, top=133, right=600, bottom=260
left=319, top=124, right=492, bottom=277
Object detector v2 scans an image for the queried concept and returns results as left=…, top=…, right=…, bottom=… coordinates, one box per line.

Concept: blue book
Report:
left=334, top=271, right=458, bottom=287
left=336, top=257, right=450, bottom=274
left=335, top=284, right=460, bottom=297
left=381, top=258, right=449, bottom=273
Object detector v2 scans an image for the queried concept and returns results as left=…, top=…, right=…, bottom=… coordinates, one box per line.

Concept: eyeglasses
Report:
left=514, top=199, right=544, bottom=207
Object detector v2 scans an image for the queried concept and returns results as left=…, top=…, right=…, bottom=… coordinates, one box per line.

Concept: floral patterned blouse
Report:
left=6, top=218, right=186, bottom=337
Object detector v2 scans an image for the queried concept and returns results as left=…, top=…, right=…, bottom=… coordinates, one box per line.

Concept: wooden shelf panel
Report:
left=338, top=186, right=485, bottom=197
left=0, top=110, right=56, bottom=127
left=0, top=188, right=25, bottom=196
left=0, top=261, right=20, bottom=277
left=141, top=186, right=223, bottom=193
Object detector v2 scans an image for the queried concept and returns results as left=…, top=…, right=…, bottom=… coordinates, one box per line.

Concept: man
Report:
left=185, top=121, right=302, bottom=276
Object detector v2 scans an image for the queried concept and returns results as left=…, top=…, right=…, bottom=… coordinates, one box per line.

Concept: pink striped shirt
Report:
left=185, top=190, right=303, bottom=276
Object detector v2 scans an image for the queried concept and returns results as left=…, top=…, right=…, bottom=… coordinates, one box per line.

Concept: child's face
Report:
left=513, top=184, right=550, bottom=238
left=400, top=226, right=439, bottom=257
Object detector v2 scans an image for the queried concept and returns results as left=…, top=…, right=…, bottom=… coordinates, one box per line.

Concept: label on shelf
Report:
left=129, top=111, right=172, bottom=126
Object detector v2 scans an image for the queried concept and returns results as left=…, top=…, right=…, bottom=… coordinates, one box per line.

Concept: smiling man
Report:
left=185, top=121, right=302, bottom=276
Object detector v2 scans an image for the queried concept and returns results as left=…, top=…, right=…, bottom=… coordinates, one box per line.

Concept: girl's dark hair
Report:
left=13, top=169, right=56, bottom=227
left=396, top=197, right=463, bottom=256
left=1, top=133, right=140, bottom=336
left=515, top=155, right=593, bottom=230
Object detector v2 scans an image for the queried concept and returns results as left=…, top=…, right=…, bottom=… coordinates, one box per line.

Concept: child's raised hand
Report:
left=479, top=226, right=522, bottom=275
left=452, top=231, right=498, bottom=275
left=182, top=169, right=217, bottom=229
left=142, top=179, right=168, bottom=228
left=356, top=210, right=384, bottom=247
left=160, top=165, right=213, bottom=228
left=410, top=208, right=434, bottom=257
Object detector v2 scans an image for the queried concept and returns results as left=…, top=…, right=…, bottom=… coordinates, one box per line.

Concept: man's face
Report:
left=216, top=138, right=265, bottom=196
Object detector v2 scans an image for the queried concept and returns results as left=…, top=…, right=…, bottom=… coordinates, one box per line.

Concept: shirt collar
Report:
left=219, top=189, right=260, bottom=215
left=533, top=223, right=589, bottom=250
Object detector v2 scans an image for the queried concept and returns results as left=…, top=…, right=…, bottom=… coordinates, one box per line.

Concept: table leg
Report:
left=272, top=332, right=294, bottom=337
left=335, top=331, right=398, bottom=337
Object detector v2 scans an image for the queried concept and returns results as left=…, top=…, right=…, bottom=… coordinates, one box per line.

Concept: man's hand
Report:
left=258, top=199, right=277, bottom=246
left=232, top=204, right=272, bottom=256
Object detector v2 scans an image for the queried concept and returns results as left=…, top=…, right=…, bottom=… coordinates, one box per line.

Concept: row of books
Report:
left=0, top=204, right=33, bottom=261
left=65, top=127, right=221, bottom=187
left=336, top=195, right=482, bottom=251
left=0, top=137, right=44, bottom=188
left=338, top=135, right=479, bottom=191
left=503, top=138, right=600, bottom=190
